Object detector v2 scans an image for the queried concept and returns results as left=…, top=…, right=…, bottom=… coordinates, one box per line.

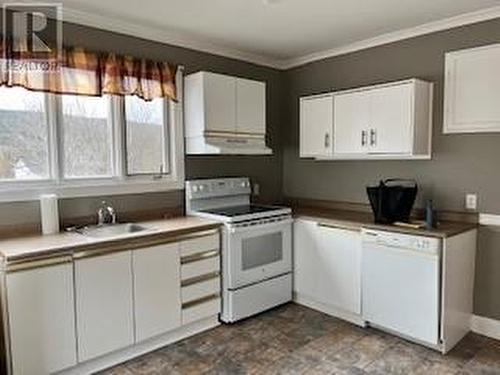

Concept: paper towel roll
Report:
left=40, top=194, right=60, bottom=235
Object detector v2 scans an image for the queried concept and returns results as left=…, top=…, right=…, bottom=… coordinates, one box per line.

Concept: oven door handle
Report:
left=228, top=218, right=294, bottom=234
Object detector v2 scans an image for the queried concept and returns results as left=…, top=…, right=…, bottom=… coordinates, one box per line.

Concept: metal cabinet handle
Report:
left=324, top=133, right=330, bottom=148
left=370, top=129, right=376, bottom=146
left=361, top=130, right=367, bottom=147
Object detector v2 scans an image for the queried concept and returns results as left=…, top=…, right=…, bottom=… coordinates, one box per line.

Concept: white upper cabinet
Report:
left=203, top=73, right=237, bottom=133
left=334, top=91, right=370, bottom=155
left=236, top=78, right=266, bottom=135
left=7, top=262, right=77, bottom=375
left=185, top=71, right=270, bottom=154
left=299, top=94, right=334, bottom=158
left=444, top=44, right=500, bottom=133
left=369, top=83, right=413, bottom=154
left=301, top=79, right=433, bottom=160
left=334, top=80, right=432, bottom=158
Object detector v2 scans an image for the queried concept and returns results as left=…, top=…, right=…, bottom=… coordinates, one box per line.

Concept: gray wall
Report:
left=283, top=18, right=500, bottom=213
left=63, top=22, right=285, bottom=205
left=283, top=19, right=500, bottom=320
left=0, top=21, right=285, bottom=227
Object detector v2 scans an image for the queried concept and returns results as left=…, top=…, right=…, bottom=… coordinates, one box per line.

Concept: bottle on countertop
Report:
left=425, top=200, right=438, bottom=230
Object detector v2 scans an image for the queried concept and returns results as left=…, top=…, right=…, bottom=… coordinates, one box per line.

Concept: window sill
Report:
left=0, top=177, right=184, bottom=203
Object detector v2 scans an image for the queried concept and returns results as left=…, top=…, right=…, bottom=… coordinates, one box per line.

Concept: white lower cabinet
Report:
left=133, top=243, right=181, bottom=342
left=2, top=230, right=221, bottom=374
left=75, top=251, right=135, bottom=362
left=293, top=219, right=361, bottom=318
left=6, top=262, right=77, bottom=375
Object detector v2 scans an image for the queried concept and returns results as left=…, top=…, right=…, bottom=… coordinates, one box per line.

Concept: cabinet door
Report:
left=133, top=243, right=181, bottom=342
left=203, top=73, right=236, bottom=133
left=333, top=91, right=370, bottom=154
left=294, top=219, right=361, bottom=315
left=236, top=78, right=266, bottom=135
left=293, top=220, right=321, bottom=298
left=300, top=95, right=333, bottom=158
left=7, top=262, right=77, bottom=375
left=369, top=84, right=413, bottom=154
left=316, top=225, right=362, bottom=315
left=444, top=44, right=500, bottom=133
left=75, top=251, right=134, bottom=362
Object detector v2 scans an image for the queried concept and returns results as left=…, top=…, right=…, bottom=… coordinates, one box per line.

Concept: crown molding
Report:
left=60, top=6, right=283, bottom=69
left=59, top=4, right=500, bottom=71
left=279, top=5, right=500, bottom=69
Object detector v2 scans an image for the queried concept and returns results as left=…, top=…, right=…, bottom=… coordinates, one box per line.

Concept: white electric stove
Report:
left=186, top=177, right=293, bottom=323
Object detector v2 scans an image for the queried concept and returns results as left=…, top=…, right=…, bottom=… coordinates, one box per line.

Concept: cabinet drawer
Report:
left=180, top=233, right=219, bottom=257
left=181, top=256, right=220, bottom=280
left=182, top=277, right=220, bottom=304
left=182, top=296, right=221, bottom=325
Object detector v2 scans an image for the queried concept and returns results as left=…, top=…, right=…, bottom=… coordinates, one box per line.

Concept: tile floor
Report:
left=99, top=303, right=500, bottom=374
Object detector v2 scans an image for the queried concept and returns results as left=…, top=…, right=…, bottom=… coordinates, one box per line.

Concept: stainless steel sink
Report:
left=75, top=223, right=153, bottom=238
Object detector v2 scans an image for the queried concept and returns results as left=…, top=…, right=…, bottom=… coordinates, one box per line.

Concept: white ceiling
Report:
left=58, top=0, right=500, bottom=68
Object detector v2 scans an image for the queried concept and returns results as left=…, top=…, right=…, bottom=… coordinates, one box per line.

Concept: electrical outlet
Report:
left=465, top=194, right=478, bottom=211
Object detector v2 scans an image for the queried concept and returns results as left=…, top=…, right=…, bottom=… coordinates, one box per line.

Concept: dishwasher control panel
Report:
left=362, top=229, right=441, bottom=254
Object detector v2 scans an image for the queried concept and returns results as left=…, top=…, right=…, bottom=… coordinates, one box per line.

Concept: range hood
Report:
left=186, top=131, right=273, bottom=155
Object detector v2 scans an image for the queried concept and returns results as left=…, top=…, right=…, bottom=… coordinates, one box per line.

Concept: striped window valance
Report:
left=0, top=45, right=178, bottom=101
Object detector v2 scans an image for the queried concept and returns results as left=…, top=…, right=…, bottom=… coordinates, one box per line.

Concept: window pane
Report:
left=125, top=96, right=167, bottom=175
left=0, top=87, right=49, bottom=181
left=61, top=95, right=112, bottom=178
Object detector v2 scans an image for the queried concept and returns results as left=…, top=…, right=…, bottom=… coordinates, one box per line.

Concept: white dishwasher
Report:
left=361, top=229, right=441, bottom=346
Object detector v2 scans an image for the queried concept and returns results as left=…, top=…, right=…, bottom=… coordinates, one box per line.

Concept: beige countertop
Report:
left=0, top=216, right=221, bottom=265
left=294, top=207, right=478, bottom=238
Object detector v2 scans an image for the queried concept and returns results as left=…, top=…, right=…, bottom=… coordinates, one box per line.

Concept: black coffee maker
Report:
left=367, top=179, right=418, bottom=224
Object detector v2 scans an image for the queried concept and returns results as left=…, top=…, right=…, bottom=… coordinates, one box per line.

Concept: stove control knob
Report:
left=192, top=185, right=199, bottom=193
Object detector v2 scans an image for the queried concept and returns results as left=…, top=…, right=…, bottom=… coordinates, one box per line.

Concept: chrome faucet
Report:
left=97, top=201, right=117, bottom=226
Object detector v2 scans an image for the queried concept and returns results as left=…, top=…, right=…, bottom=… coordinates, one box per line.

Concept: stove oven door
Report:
left=226, top=217, right=292, bottom=290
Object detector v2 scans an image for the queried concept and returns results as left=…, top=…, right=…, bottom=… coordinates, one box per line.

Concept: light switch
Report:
left=465, top=194, right=478, bottom=211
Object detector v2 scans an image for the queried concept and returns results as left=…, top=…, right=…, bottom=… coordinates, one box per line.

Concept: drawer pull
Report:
left=181, top=272, right=220, bottom=287
left=182, top=294, right=220, bottom=309
left=6, top=256, right=73, bottom=273
left=181, top=250, right=219, bottom=264
left=317, top=222, right=360, bottom=232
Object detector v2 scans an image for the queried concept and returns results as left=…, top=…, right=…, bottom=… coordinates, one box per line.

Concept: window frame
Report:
left=0, top=67, right=185, bottom=202
left=123, top=95, right=172, bottom=177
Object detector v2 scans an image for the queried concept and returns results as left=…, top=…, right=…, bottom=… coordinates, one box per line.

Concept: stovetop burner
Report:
left=199, top=204, right=284, bottom=217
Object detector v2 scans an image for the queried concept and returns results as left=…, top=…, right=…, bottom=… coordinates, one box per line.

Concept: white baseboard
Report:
left=58, top=316, right=220, bottom=375
left=293, top=292, right=365, bottom=327
left=479, top=213, right=500, bottom=226
left=470, top=315, right=500, bottom=341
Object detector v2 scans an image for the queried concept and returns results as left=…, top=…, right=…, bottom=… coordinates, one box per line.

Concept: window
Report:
left=0, top=87, right=49, bottom=181
left=0, top=71, right=184, bottom=201
left=125, top=96, right=167, bottom=176
left=61, top=95, right=112, bottom=178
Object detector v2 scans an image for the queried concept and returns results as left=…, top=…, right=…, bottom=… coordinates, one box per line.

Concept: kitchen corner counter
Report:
left=0, top=216, right=221, bottom=265
left=294, top=207, right=478, bottom=239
